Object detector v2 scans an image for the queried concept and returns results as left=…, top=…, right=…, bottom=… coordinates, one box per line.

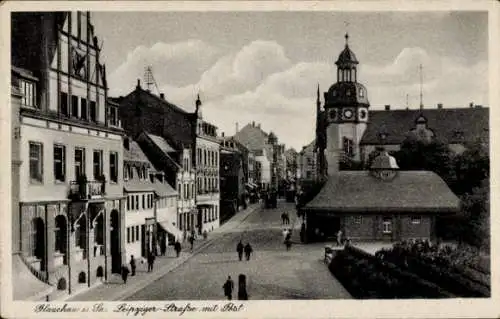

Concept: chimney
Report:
left=384, top=105, right=390, bottom=111
left=470, top=102, right=474, bottom=108
left=123, top=137, right=130, bottom=150
left=160, top=93, right=165, bottom=99
left=136, top=79, right=141, bottom=88
left=221, top=132, right=225, bottom=137
left=326, top=123, right=340, bottom=177
left=252, top=121, right=255, bottom=127
left=437, top=103, right=443, bottom=109
left=235, top=122, right=239, bottom=133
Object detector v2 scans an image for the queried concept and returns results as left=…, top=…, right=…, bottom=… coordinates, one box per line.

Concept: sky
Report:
left=91, top=11, right=488, bottom=150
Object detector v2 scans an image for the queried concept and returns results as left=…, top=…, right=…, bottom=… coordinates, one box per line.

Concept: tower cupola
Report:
left=335, top=33, right=359, bottom=83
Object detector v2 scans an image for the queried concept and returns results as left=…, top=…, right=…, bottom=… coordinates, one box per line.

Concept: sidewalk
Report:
left=62, top=203, right=260, bottom=301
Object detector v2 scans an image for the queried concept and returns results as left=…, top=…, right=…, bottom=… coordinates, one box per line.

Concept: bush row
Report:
left=329, top=247, right=454, bottom=299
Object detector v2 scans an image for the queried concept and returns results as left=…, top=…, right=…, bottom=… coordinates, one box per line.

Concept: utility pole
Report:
left=419, top=64, right=424, bottom=110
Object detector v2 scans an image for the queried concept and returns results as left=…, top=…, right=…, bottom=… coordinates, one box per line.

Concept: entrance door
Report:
left=197, top=209, right=202, bottom=234
left=33, top=218, right=46, bottom=271
left=110, top=210, right=121, bottom=273
left=141, top=225, right=146, bottom=258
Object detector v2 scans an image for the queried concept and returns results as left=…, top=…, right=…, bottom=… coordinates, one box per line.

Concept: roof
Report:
left=360, top=107, right=489, bottom=145
left=124, top=178, right=177, bottom=197
left=124, top=140, right=150, bottom=164
left=234, top=123, right=269, bottom=151
left=304, top=171, right=460, bottom=213
left=147, top=133, right=177, bottom=153
left=326, top=82, right=370, bottom=106
left=336, top=44, right=359, bottom=65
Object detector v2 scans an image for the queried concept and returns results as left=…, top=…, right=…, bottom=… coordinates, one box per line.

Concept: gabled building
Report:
left=122, top=137, right=178, bottom=261
left=298, top=140, right=317, bottom=181
left=135, top=131, right=196, bottom=238
left=12, top=12, right=125, bottom=300
left=116, top=84, right=220, bottom=236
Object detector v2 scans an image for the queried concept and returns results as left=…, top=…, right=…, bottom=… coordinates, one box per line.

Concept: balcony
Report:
left=69, top=180, right=105, bottom=200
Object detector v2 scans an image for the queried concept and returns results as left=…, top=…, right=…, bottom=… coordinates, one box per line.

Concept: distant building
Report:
left=12, top=12, right=126, bottom=300
left=116, top=84, right=220, bottom=235
left=298, top=141, right=318, bottom=181
left=284, top=148, right=299, bottom=180
left=234, top=122, right=286, bottom=191
left=219, top=138, right=246, bottom=222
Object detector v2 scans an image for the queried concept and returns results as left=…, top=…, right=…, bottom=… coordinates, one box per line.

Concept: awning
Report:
left=13, top=255, right=55, bottom=301
left=157, top=221, right=183, bottom=240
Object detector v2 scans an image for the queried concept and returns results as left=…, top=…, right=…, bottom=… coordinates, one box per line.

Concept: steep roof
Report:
left=146, top=133, right=177, bottom=153
left=234, top=123, right=269, bottom=151
left=124, top=140, right=150, bottom=165
left=305, top=171, right=460, bottom=213
left=360, top=107, right=489, bottom=145
left=124, top=178, right=177, bottom=197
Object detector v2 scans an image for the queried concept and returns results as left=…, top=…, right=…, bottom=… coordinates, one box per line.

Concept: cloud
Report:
left=107, top=39, right=220, bottom=96
left=110, top=42, right=488, bottom=150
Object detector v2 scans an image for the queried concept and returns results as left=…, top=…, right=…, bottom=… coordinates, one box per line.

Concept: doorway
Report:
left=110, top=210, right=121, bottom=273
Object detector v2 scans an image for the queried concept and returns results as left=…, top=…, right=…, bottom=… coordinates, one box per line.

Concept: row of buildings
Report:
left=10, top=12, right=295, bottom=301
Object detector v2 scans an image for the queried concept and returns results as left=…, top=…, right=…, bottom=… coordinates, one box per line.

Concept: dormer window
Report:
left=107, top=105, right=119, bottom=127
left=20, top=79, right=37, bottom=108
left=359, top=88, right=364, bottom=98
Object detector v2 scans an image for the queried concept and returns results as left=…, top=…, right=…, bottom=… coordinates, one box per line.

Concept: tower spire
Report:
left=316, top=83, right=320, bottom=104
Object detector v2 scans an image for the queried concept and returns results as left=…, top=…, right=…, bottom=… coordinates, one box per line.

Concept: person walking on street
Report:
left=281, top=212, right=286, bottom=225
left=244, top=243, right=253, bottom=261
left=174, top=240, right=182, bottom=257
left=336, top=229, right=343, bottom=246
left=160, top=237, right=167, bottom=256
left=189, top=234, right=195, bottom=252
left=236, top=240, right=244, bottom=261
left=147, top=252, right=156, bottom=272
left=285, top=237, right=292, bottom=251
left=121, top=265, right=130, bottom=284
left=223, top=276, right=234, bottom=300
left=300, top=222, right=306, bottom=243
left=129, top=255, right=136, bottom=276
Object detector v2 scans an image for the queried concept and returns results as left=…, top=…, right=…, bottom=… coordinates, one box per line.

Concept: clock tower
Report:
left=323, top=33, right=370, bottom=168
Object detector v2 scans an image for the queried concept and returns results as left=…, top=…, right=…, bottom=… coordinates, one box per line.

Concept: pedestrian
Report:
left=129, top=255, right=136, bottom=276
left=160, top=237, right=167, bottom=257
left=203, top=229, right=208, bottom=240
left=223, top=276, right=234, bottom=300
left=238, top=274, right=248, bottom=300
left=281, top=212, right=286, bottom=225
left=121, top=265, right=130, bottom=284
left=336, top=229, right=343, bottom=246
left=244, top=243, right=253, bottom=261
left=300, top=222, right=306, bottom=243
left=285, top=238, right=292, bottom=251
left=285, top=212, right=290, bottom=225
left=236, top=240, right=244, bottom=261
left=147, top=252, right=155, bottom=272
left=174, top=240, right=182, bottom=257
left=282, top=228, right=288, bottom=242
left=189, top=234, right=195, bottom=251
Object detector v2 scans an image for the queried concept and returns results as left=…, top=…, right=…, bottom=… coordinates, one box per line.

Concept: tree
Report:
left=453, top=141, right=489, bottom=195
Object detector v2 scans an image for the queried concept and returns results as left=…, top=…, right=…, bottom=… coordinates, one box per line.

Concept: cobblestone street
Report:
left=126, top=202, right=351, bottom=300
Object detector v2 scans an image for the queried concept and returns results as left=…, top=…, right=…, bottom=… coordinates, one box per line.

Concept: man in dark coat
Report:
left=121, top=265, right=130, bottom=284
left=147, top=252, right=156, bottom=272
left=244, top=243, right=253, bottom=261
left=129, top=255, right=136, bottom=276
left=174, top=240, right=182, bottom=258
left=236, top=241, right=244, bottom=261
left=223, top=276, right=234, bottom=300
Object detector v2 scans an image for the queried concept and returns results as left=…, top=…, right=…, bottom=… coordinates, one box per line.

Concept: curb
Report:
left=112, top=204, right=260, bottom=301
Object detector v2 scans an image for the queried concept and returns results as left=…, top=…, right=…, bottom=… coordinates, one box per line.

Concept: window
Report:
left=53, top=145, right=65, bottom=182
left=90, top=101, right=97, bottom=122
left=135, top=226, right=139, bottom=241
left=177, top=183, right=181, bottom=199
left=29, top=142, right=43, bottom=183
left=131, top=196, right=135, bottom=211
left=411, top=216, right=421, bottom=225
left=109, top=152, right=118, bottom=183
left=127, top=227, right=130, bottom=243
left=383, top=217, right=392, bottom=234
left=354, top=216, right=362, bottom=224
left=60, top=92, right=69, bottom=117
left=81, top=98, right=88, bottom=120
left=127, top=196, right=130, bottom=211
left=343, top=137, right=354, bottom=158
left=359, top=88, right=364, bottom=98
left=179, top=213, right=183, bottom=230
left=20, top=80, right=36, bottom=108
left=93, top=150, right=103, bottom=179
left=124, top=164, right=129, bottom=181
left=142, top=195, right=145, bottom=209
left=131, top=226, right=135, bottom=242
left=107, top=106, right=118, bottom=126
left=135, top=195, right=139, bottom=210
left=71, top=95, right=79, bottom=118
left=74, top=148, right=85, bottom=179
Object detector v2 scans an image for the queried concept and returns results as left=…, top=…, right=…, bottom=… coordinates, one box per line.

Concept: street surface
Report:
left=126, top=202, right=351, bottom=300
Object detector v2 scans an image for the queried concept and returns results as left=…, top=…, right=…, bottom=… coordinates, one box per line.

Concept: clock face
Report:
left=343, top=109, right=354, bottom=120
left=358, top=108, right=368, bottom=120
left=329, top=109, right=338, bottom=121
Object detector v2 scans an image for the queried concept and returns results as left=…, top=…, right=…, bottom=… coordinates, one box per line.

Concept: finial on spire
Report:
left=345, top=33, right=349, bottom=45
left=317, top=83, right=320, bottom=100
